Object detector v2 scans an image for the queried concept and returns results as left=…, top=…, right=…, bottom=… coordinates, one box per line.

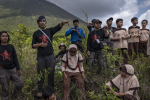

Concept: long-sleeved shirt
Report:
left=87, top=25, right=95, bottom=32
left=32, top=24, right=62, bottom=58
left=65, top=27, right=85, bottom=43
left=0, top=44, right=20, bottom=70
left=55, top=50, right=68, bottom=58
left=87, top=29, right=109, bottom=52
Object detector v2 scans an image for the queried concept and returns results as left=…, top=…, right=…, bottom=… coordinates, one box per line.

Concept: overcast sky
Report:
left=47, top=0, right=150, bottom=29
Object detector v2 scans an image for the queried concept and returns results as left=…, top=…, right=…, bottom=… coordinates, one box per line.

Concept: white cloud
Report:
left=139, top=10, right=150, bottom=29
left=47, top=0, right=139, bottom=29
left=100, top=0, right=139, bottom=29
left=140, top=0, right=150, bottom=7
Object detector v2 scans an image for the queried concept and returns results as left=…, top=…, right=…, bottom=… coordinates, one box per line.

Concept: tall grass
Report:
left=0, top=17, right=150, bottom=100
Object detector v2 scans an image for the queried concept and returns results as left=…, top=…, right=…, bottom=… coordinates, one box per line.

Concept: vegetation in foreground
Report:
left=0, top=24, right=150, bottom=100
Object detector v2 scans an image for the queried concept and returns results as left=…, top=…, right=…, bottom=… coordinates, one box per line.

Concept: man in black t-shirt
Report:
left=32, top=16, right=69, bottom=97
left=87, top=19, right=109, bottom=74
left=0, top=31, right=23, bottom=100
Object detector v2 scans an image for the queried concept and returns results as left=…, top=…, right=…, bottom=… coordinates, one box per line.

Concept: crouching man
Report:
left=61, top=44, right=86, bottom=100
left=106, top=64, right=140, bottom=100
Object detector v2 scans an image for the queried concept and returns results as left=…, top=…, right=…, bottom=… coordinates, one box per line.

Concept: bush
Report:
left=0, top=23, right=150, bottom=100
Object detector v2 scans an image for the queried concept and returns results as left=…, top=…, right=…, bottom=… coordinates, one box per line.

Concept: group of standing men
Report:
left=0, top=15, right=148, bottom=100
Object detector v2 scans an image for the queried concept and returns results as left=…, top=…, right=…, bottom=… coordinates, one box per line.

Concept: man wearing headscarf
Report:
left=61, top=44, right=86, bottom=100
left=106, top=64, right=140, bottom=100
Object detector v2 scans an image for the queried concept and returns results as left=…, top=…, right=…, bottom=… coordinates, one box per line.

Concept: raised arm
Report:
left=65, top=28, right=72, bottom=36
left=103, top=26, right=109, bottom=38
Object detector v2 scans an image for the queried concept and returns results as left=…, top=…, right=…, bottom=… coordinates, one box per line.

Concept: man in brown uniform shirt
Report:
left=61, top=44, right=86, bottom=100
left=128, top=17, right=140, bottom=57
left=110, top=19, right=129, bottom=64
left=139, top=20, right=150, bottom=56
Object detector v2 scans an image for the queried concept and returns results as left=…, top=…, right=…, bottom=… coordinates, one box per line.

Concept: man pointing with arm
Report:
left=32, top=15, right=69, bottom=98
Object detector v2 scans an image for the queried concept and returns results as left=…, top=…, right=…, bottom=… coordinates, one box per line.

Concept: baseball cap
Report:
left=94, top=19, right=102, bottom=24
left=73, top=19, right=79, bottom=23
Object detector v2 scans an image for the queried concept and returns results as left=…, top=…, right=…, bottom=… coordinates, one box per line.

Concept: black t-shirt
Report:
left=87, top=29, right=109, bottom=52
left=0, top=44, right=20, bottom=70
left=55, top=50, right=68, bottom=58
left=32, top=24, right=61, bottom=58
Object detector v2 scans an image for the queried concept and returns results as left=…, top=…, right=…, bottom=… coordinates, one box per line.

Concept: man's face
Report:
left=46, top=94, right=56, bottom=100
left=0, top=33, right=8, bottom=43
left=69, top=51, right=77, bottom=56
left=60, top=46, right=65, bottom=51
left=94, top=22, right=101, bottom=29
left=132, top=19, right=138, bottom=25
left=142, top=21, right=147, bottom=28
left=120, top=70, right=127, bottom=78
left=73, top=21, right=79, bottom=27
left=38, top=20, right=46, bottom=28
left=116, top=21, right=123, bottom=27
left=107, top=20, right=112, bottom=26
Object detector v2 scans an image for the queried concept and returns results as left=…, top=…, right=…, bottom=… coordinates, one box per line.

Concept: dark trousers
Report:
left=128, top=42, right=139, bottom=56
left=139, top=42, right=147, bottom=56
left=89, top=50, right=106, bottom=73
left=37, top=53, right=55, bottom=92
left=0, top=67, right=23, bottom=100
left=63, top=72, right=86, bottom=100
left=72, top=41, right=84, bottom=53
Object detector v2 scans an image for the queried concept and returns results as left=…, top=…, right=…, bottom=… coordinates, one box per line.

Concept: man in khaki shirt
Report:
left=110, top=18, right=129, bottom=64
left=128, top=17, right=140, bottom=57
left=61, top=44, right=86, bottom=100
left=139, top=20, right=150, bottom=56
left=106, top=64, right=140, bottom=100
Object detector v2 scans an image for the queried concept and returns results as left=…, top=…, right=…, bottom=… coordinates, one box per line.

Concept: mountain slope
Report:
left=0, top=0, right=85, bottom=32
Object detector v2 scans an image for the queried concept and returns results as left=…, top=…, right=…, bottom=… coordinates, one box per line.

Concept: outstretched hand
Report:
left=60, top=21, right=69, bottom=27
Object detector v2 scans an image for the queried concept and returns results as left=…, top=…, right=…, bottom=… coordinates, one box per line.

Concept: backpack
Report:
left=65, top=53, right=80, bottom=71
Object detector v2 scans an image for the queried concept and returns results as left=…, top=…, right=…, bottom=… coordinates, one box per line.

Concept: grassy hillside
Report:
left=0, top=0, right=85, bottom=33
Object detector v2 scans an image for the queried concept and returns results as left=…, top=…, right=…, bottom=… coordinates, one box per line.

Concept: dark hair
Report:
left=42, top=88, right=55, bottom=99
left=107, top=17, right=113, bottom=22
left=142, top=19, right=148, bottom=24
left=116, top=18, right=123, bottom=23
left=131, top=17, right=138, bottom=22
left=92, top=19, right=96, bottom=23
left=37, top=15, right=46, bottom=24
left=0, top=31, right=10, bottom=43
